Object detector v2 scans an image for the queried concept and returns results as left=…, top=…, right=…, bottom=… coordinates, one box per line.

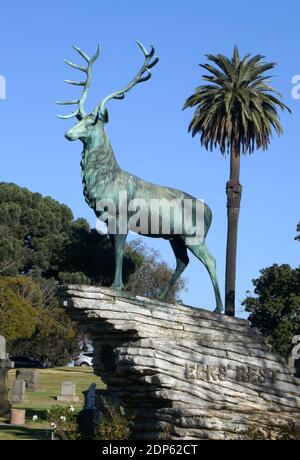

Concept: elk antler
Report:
left=56, top=45, right=100, bottom=120
left=93, top=39, right=159, bottom=117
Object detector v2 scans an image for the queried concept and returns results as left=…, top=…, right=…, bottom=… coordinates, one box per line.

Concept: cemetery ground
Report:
left=0, top=366, right=104, bottom=440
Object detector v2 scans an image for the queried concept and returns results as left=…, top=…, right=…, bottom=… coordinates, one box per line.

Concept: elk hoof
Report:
left=111, top=283, right=124, bottom=292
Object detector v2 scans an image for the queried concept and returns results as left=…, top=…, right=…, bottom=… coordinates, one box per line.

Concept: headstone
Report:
left=56, top=381, right=79, bottom=402
left=0, top=336, right=13, bottom=415
left=11, top=379, right=27, bottom=404
left=0, top=336, right=6, bottom=360
left=16, top=369, right=40, bottom=391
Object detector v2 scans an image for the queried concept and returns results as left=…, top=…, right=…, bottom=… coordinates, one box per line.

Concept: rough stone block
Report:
left=11, top=379, right=28, bottom=404
left=59, top=286, right=300, bottom=440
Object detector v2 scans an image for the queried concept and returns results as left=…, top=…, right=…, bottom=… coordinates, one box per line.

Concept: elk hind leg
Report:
left=159, top=238, right=189, bottom=302
left=187, top=241, right=223, bottom=313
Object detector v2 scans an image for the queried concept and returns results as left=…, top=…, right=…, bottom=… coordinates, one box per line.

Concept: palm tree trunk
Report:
left=225, top=142, right=242, bottom=316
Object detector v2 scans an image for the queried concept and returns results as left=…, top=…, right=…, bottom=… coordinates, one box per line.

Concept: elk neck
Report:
left=80, top=125, right=121, bottom=209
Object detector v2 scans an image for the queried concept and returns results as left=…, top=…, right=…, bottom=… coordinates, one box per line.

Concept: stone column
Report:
left=0, top=336, right=13, bottom=416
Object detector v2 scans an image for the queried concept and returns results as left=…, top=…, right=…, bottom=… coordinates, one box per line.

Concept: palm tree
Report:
left=183, top=47, right=290, bottom=317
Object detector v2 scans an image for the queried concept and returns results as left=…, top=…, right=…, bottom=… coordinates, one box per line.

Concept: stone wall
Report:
left=60, top=286, right=300, bottom=440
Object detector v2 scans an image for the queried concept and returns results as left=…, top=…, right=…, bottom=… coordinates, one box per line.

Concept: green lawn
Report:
left=0, top=366, right=105, bottom=440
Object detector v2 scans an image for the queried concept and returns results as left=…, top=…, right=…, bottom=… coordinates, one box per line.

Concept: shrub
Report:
left=94, top=403, right=131, bottom=440
left=239, top=420, right=300, bottom=440
left=47, top=405, right=80, bottom=441
left=47, top=402, right=131, bottom=441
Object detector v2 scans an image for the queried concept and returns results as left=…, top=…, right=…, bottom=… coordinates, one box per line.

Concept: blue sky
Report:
left=0, top=0, right=299, bottom=316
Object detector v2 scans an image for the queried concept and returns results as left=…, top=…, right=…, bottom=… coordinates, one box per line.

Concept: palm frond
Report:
left=183, top=47, right=291, bottom=155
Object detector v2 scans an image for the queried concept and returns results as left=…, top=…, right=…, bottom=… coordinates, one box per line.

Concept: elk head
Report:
left=56, top=40, right=159, bottom=144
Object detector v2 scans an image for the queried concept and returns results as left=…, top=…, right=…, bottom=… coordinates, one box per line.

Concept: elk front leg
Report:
left=111, top=232, right=128, bottom=291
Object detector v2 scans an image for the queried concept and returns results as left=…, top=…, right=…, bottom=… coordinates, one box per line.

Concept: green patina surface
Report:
left=57, top=41, right=223, bottom=312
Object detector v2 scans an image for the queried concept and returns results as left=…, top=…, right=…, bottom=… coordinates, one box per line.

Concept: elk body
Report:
left=57, top=41, right=223, bottom=313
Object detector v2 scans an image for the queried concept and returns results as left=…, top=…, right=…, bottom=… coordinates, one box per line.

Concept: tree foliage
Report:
left=0, top=276, right=39, bottom=342
left=183, top=47, right=290, bottom=154
left=11, top=304, right=78, bottom=366
left=5, top=275, right=78, bottom=365
left=0, top=182, right=77, bottom=276
left=243, top=264, right=300, bottom=358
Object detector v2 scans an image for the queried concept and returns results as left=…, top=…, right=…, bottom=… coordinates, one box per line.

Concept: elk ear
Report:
left=102, top=108, right=109, bottom=123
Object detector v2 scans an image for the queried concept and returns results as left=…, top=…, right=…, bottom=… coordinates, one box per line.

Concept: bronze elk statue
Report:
left=56, top=40, right=223, bottom=313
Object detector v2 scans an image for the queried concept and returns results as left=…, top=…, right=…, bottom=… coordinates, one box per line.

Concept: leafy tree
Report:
left=11, top=305, right=78, bottom=366
left=7, top=275, right=78, bottom=366
left=0, top=230, right=23, bottom=275
left=0, top=276, right=39, bottom=342
left=183, top=48, right=290, bottom=316
left=242, top=264, right=300, bottom=358
left=0, top=182, right=79, bottom=277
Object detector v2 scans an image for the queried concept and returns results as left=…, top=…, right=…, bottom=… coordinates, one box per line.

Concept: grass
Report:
left=0, top=366, right=105, bottom=440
